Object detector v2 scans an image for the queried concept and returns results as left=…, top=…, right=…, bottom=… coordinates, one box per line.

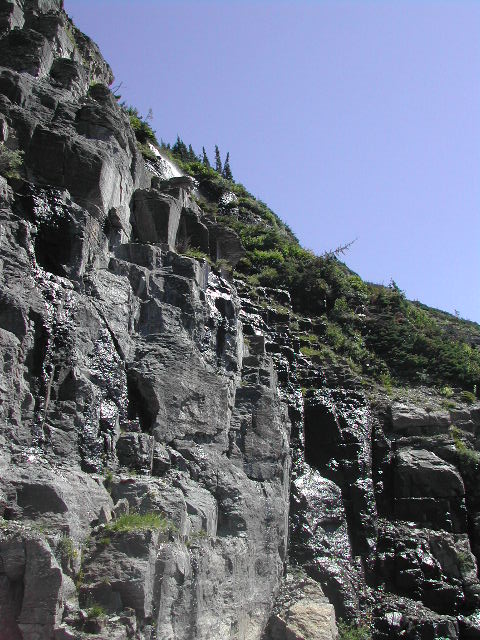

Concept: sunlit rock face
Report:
left=1, top=2, right=480, bottom=640
left=0, top=2, right=290, bottom=638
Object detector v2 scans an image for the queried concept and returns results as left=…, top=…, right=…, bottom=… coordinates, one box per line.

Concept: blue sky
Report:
left=65, top=0, right=480, bottom=322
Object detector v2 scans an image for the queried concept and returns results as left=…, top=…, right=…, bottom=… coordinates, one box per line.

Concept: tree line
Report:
left=165, top=137, right=233, bottom=181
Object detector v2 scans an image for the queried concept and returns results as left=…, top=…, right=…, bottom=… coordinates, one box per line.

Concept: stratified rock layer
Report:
left=0, top=2, right=290, bottom=638
left=1, top=2, right=480, bottom=640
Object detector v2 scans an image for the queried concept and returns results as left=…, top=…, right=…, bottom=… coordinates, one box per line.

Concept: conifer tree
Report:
left=214, top=145, right=222, bottom=173
left=202, top=146, right=210, bottom=168
left=187, top=144, right=197, bottom=162
left=222, top=152, right=233, bottom=181
left=172, top=135, right=188, bottom=162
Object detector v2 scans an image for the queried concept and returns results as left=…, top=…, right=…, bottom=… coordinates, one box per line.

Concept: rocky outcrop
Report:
left=1, top=2, right=480, bottom=639
left=264, top=574, right=338, bottom=640
left=0, top=2, right=291, bottom=638
left=234, top=278, right=480, bottom=639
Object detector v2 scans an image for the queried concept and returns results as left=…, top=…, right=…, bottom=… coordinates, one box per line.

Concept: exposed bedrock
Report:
left=1, top=1, right=480, bottom=639
left=0, top=2, right=291, bottom=638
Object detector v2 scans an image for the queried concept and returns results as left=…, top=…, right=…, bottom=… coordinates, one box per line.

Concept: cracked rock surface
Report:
left=1, top=2, right=480, bottom=640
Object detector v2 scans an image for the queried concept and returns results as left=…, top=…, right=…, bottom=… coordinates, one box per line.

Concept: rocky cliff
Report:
left=0, top=2, right=480, bottom=640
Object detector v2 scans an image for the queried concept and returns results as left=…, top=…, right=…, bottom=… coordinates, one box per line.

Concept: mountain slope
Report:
left=0, top=2, right=479, bottom=640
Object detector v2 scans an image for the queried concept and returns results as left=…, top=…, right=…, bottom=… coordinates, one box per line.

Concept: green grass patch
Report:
left=183, top=248, right=210, bottom=262
left=86, top=604, right=106, bottom=620
left=104, top=511, right=176, bottom=534
left=338, top=621, right=371, bottom=640
left=460, top=390, right=476, bottom=404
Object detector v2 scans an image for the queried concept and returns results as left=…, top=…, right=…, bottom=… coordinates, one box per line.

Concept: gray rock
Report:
left=390, top=404, right=450, bottom=435
left=394, top=448, right=464, bottom=499
left=265, top=574, right=338, bottom=640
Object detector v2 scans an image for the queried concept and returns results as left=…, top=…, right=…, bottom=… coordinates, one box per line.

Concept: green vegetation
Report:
left=338, top=621, right=372, bottom=640
left=451, top=426, right=480, bottom=476
left=103, top=468, right=113, bottom=493
left=222, top=151, right=233, bottom=180
left=86, top=604, right=106, bottom=620
left=457, top=549, right=476, bottom=574
left=136, top=142, right=157, bottom=161
left=124, top=106, right=156, bottom=144
left=104, top=511, right=176, bottom=534
left=440, top=385, right=454, bottom=398
left=214, top=144, right=222, bottom=173
left=186, top=529, right=209, bottom=547
left=121, top=105, right=160, bottom=161
left=162, top=135, right=480, bottom=394
left=461, top=390, right=476, bottom=404
left=183, top=248, right=211, bottom=262
left=57, top=535, right=77, bottom=562
left=0, top=144, right=23, bottom=179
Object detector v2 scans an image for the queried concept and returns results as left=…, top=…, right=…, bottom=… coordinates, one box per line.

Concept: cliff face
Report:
left=0, top=3, right=480, bottom=640
left=0, top=3, right=291, bottom=638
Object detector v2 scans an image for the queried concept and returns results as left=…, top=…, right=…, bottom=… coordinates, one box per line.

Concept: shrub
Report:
left=86, top=604, right=106, bottom=620
left=57, top=535, right=77, bottom=561
left=0, top=144, right=23, bottom=179
left=124, top=105, right=156, bottom=144
left=440, top=385, right=454, bottom=398
left=300, top=345, right=324, bottom=358
left=451, top=427, right=480, bottom=475
left=137, top=142, right=158, bottom=161
left=457, top=549, right=476, bottom=573
left=460, top=390, right=476, bottom=404
left=183, top=248, right=210, bottom=262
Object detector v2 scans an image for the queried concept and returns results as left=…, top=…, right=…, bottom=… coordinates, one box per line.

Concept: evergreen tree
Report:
left=172, top=135, right=188, bottom=162
left=214, top=145, right=222, bottom=173
left=222, top=152, right=233, bottom=181
left=202, top=146, right=210, bottom=168
left=187, top=144, right=197, bottom=162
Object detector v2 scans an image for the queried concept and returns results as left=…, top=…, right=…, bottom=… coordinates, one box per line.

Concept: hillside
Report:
left=159, top=144, right=480, bottom=397
left=1, top=2, right=480, bottom=640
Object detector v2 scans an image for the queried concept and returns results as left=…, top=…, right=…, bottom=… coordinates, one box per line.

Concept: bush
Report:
left=461, top=390, right=476, bottom=404
left=457, top=549, right=476, bottom=574
left=57, top=534, right=77, bottom=561
left=0, top=144, right=23, bottom=179
left=183, top=248, right=210, bottom=261
left=123, top=105, right=156, bottom=144
left=451, top=426, right=480, bottom=476
left=440, top=386, right=454, bottom=398
left=86, top=604, right=106, bottom=620
left=137, top=142, right=158, bottom=161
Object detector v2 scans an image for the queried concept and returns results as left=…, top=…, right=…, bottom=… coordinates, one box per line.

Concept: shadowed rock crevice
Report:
left=125, top=368, right=158, bottom=434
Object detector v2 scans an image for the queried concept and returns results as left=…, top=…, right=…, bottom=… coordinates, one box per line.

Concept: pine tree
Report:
left=214, top=145, right=222, bottom=173
left=202, top=146, right=210, bottom=168
left=222, top=152, right=233, bottom=181
left=187, top=144, right=197, bottom=162
left=172, top=135, right=188, bottom=162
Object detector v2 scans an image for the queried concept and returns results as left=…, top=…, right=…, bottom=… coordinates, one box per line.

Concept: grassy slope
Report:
left=126, top=110, right=480, bottom=396
left=178, top=159, right=480, bottom=395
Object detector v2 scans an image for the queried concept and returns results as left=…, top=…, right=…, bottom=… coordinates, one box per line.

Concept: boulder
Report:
left=265, top=574, right=338, bottom=640
left=394, top=448, right=464, bottom=499
left=390, top=404, right=450, bottom=436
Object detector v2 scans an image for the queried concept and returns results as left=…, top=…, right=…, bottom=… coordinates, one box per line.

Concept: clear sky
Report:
left=64, top=0, right=480, bottom=322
